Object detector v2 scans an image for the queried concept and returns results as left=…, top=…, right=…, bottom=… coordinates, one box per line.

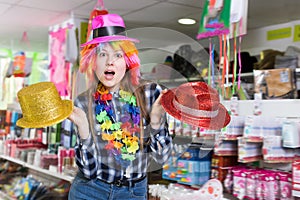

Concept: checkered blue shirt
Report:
left=73, top=82, right=172, bottom=182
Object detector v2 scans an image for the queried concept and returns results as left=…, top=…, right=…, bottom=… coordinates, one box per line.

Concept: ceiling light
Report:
left=178, top=18, right=196, bottom=25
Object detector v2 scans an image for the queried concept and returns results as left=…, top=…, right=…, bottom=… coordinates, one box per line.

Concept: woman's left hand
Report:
left=150, top=89, right=168, bottom=129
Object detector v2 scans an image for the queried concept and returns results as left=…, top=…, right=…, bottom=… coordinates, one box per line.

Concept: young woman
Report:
left=68, top=13, right=172, bottom=200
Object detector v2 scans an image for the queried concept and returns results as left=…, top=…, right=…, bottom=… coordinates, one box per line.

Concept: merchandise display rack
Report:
left=0, top=190, right=12, bottom=200
left=0, top=155, right=74, bottom=182
left=222, top=99, right=300, bottom=117
left=2, top=71, right=300, bottom=199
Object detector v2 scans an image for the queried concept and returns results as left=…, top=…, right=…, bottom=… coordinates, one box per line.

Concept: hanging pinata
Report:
left=197, top=0, right=231, bottom=40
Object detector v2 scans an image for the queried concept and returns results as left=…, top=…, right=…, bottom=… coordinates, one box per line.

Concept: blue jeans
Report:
left=68, top=173, right=147, bottom=200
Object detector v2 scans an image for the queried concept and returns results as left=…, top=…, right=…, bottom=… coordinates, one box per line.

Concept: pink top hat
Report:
left=81, top=13, right=139, bottom=47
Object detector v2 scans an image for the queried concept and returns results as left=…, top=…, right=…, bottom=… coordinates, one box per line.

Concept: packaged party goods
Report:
left=264, top=173, right=277, bottom=200
left=282, top=118, right=300, bottom=148
left=174, top=119, right=183, bottom=136
left=254, top=68, right=297, bottom=99
left=166, top=113, right=175, bottom=136
left=238, top=137, right=262, bottom=162
left=293, top=159, right=300, bottom=192
left=233, top=168, right=246, bottom=199
left=223, top=168, right=234, bottom=193
left=263, top=136, right=295, bottom=162
left=199, top=128, right=217, bottom=139
left=182, top=123, right=192, bottom=137
left=256, top=172, right=267, bottom=200
left=245, top=170, right=257, bottom=200
left=261, top=117, right=282, bottom=137
left=278, top=172, right=292, bottom=200
left=223, top=115, right=245, bottom=140
left=274, top=172, right=281, bottom=200
left=190, top=125, right=200, bottom=138
left=243, top=115, right=264, bottom=141
left=255, top=170, right=279, bottom=200
left=214, top=138, right=238, bottom=156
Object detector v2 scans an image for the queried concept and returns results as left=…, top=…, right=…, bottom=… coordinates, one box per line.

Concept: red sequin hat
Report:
left=161, top=82, right=231, bottom=130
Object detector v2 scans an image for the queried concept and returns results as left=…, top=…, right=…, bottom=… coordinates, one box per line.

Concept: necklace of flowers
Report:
left=94, top=83, right=141, bottom=166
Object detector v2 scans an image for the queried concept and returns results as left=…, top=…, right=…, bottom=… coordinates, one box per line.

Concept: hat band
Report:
left=93, top=26, right=126, bottom=38
left=173, top=99, right=219, bottom=118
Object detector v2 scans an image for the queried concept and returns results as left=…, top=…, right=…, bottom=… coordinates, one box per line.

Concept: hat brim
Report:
left=16, top=100, right=73, bottom=128
left=81, top=35, right=139, bottom=47
left=161, top=89, right=231, bottom=130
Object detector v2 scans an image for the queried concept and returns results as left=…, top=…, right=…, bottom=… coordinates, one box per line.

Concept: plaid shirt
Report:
left=73, top=82, right=172, bottom=182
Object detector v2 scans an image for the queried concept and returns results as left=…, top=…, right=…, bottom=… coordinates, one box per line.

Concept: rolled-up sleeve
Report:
left=73, top=95, right=99, bottom=179
left=145, top=83, right=173, bottom=165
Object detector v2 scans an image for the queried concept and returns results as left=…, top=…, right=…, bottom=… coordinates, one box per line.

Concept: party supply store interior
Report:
left=1, top=0, right=300, bottom=199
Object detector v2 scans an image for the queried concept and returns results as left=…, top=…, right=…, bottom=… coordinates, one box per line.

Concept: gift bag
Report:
left=254, top=68, right=297, bottom=99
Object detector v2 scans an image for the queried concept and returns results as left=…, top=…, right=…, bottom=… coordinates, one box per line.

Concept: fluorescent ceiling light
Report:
left=178, top=18, right=196, bottom=25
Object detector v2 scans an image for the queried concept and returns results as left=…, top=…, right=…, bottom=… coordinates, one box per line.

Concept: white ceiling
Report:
left=0, top=0, right=299, bottom=53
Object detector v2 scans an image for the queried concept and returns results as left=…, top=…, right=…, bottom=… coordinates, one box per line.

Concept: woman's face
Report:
left=95, top=43, right=126, bottom=91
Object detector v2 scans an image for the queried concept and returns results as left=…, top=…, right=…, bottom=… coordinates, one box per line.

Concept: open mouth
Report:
left=104, top=70, right=115, bottom=75
left=103, top=70, right=116, bottom=81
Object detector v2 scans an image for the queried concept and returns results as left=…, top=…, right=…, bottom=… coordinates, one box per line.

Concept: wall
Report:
left=139, top=18, right=300, bottom=67
left=242, top=19, right=300, bottom=55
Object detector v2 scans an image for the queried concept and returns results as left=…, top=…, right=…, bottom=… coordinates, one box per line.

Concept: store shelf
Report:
left=222, top=99, right=300, bottom=118
left=238, top=156, right=262, bottom=163
left=157, top=77, right=201, bottom=83
left=0, top=155, right=74, bottom=182
left=214, top=152, right=238, bottom=156
left=155, top=72, right=256, bottom=84
left=263, top=158, right=294, bottom=164
left=293, top=190, right=300, bottom=197
left=218, top=134, right=241, bottom=141
left=0, top=190, right=13, bottom=200
left=243, top=137, right=263, bottom=143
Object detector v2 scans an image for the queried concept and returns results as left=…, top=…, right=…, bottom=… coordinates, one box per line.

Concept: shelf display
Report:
left=1, top=3, right=300, bottom=196
left=162, top=145, right=212, bottom=186
left=149, top=178, right=224, bottom=200
left=0, top=155, right=73, bottom=182
left=0, top=159, right=70, bottom=200
left=211, top=155, right=238, bottom=182
left=227, top=166, right=292, bottom=200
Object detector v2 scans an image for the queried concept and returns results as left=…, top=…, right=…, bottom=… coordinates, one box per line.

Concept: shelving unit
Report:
left=222, top=99, right=300, bottom=117
left=0, top=155, right=74, bottom=182
left=153, top=72, right=255, bottom=88
left=0, top=190, right=12, bottom=200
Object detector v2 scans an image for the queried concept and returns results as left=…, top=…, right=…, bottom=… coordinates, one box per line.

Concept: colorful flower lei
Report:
left=94, top=84, right=141, bottom=167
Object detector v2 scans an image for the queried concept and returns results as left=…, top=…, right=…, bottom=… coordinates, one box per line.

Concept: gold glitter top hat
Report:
left=16, top=82, right=73, bottom=128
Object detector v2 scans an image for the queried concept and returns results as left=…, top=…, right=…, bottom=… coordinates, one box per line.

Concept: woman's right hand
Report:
left=68, top=106, right=90, bottom=139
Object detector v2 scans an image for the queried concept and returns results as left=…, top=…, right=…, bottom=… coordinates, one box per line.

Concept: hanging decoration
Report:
left=197, top=0, right=248, bottom=100
left=197, top=0, right=231, bottom=40
left=6, top=51, right=32, bottom=78
left=229, top=0, right=248, bottom=93
left=229, top=0, right=248, bottom=38
left=48, top=10, right=81, bottom=98
left=49, top=27, right=69, bottom=97
left=85, top=0, right=108, bottom=43
left=6, top=31, right=33, bottom=78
